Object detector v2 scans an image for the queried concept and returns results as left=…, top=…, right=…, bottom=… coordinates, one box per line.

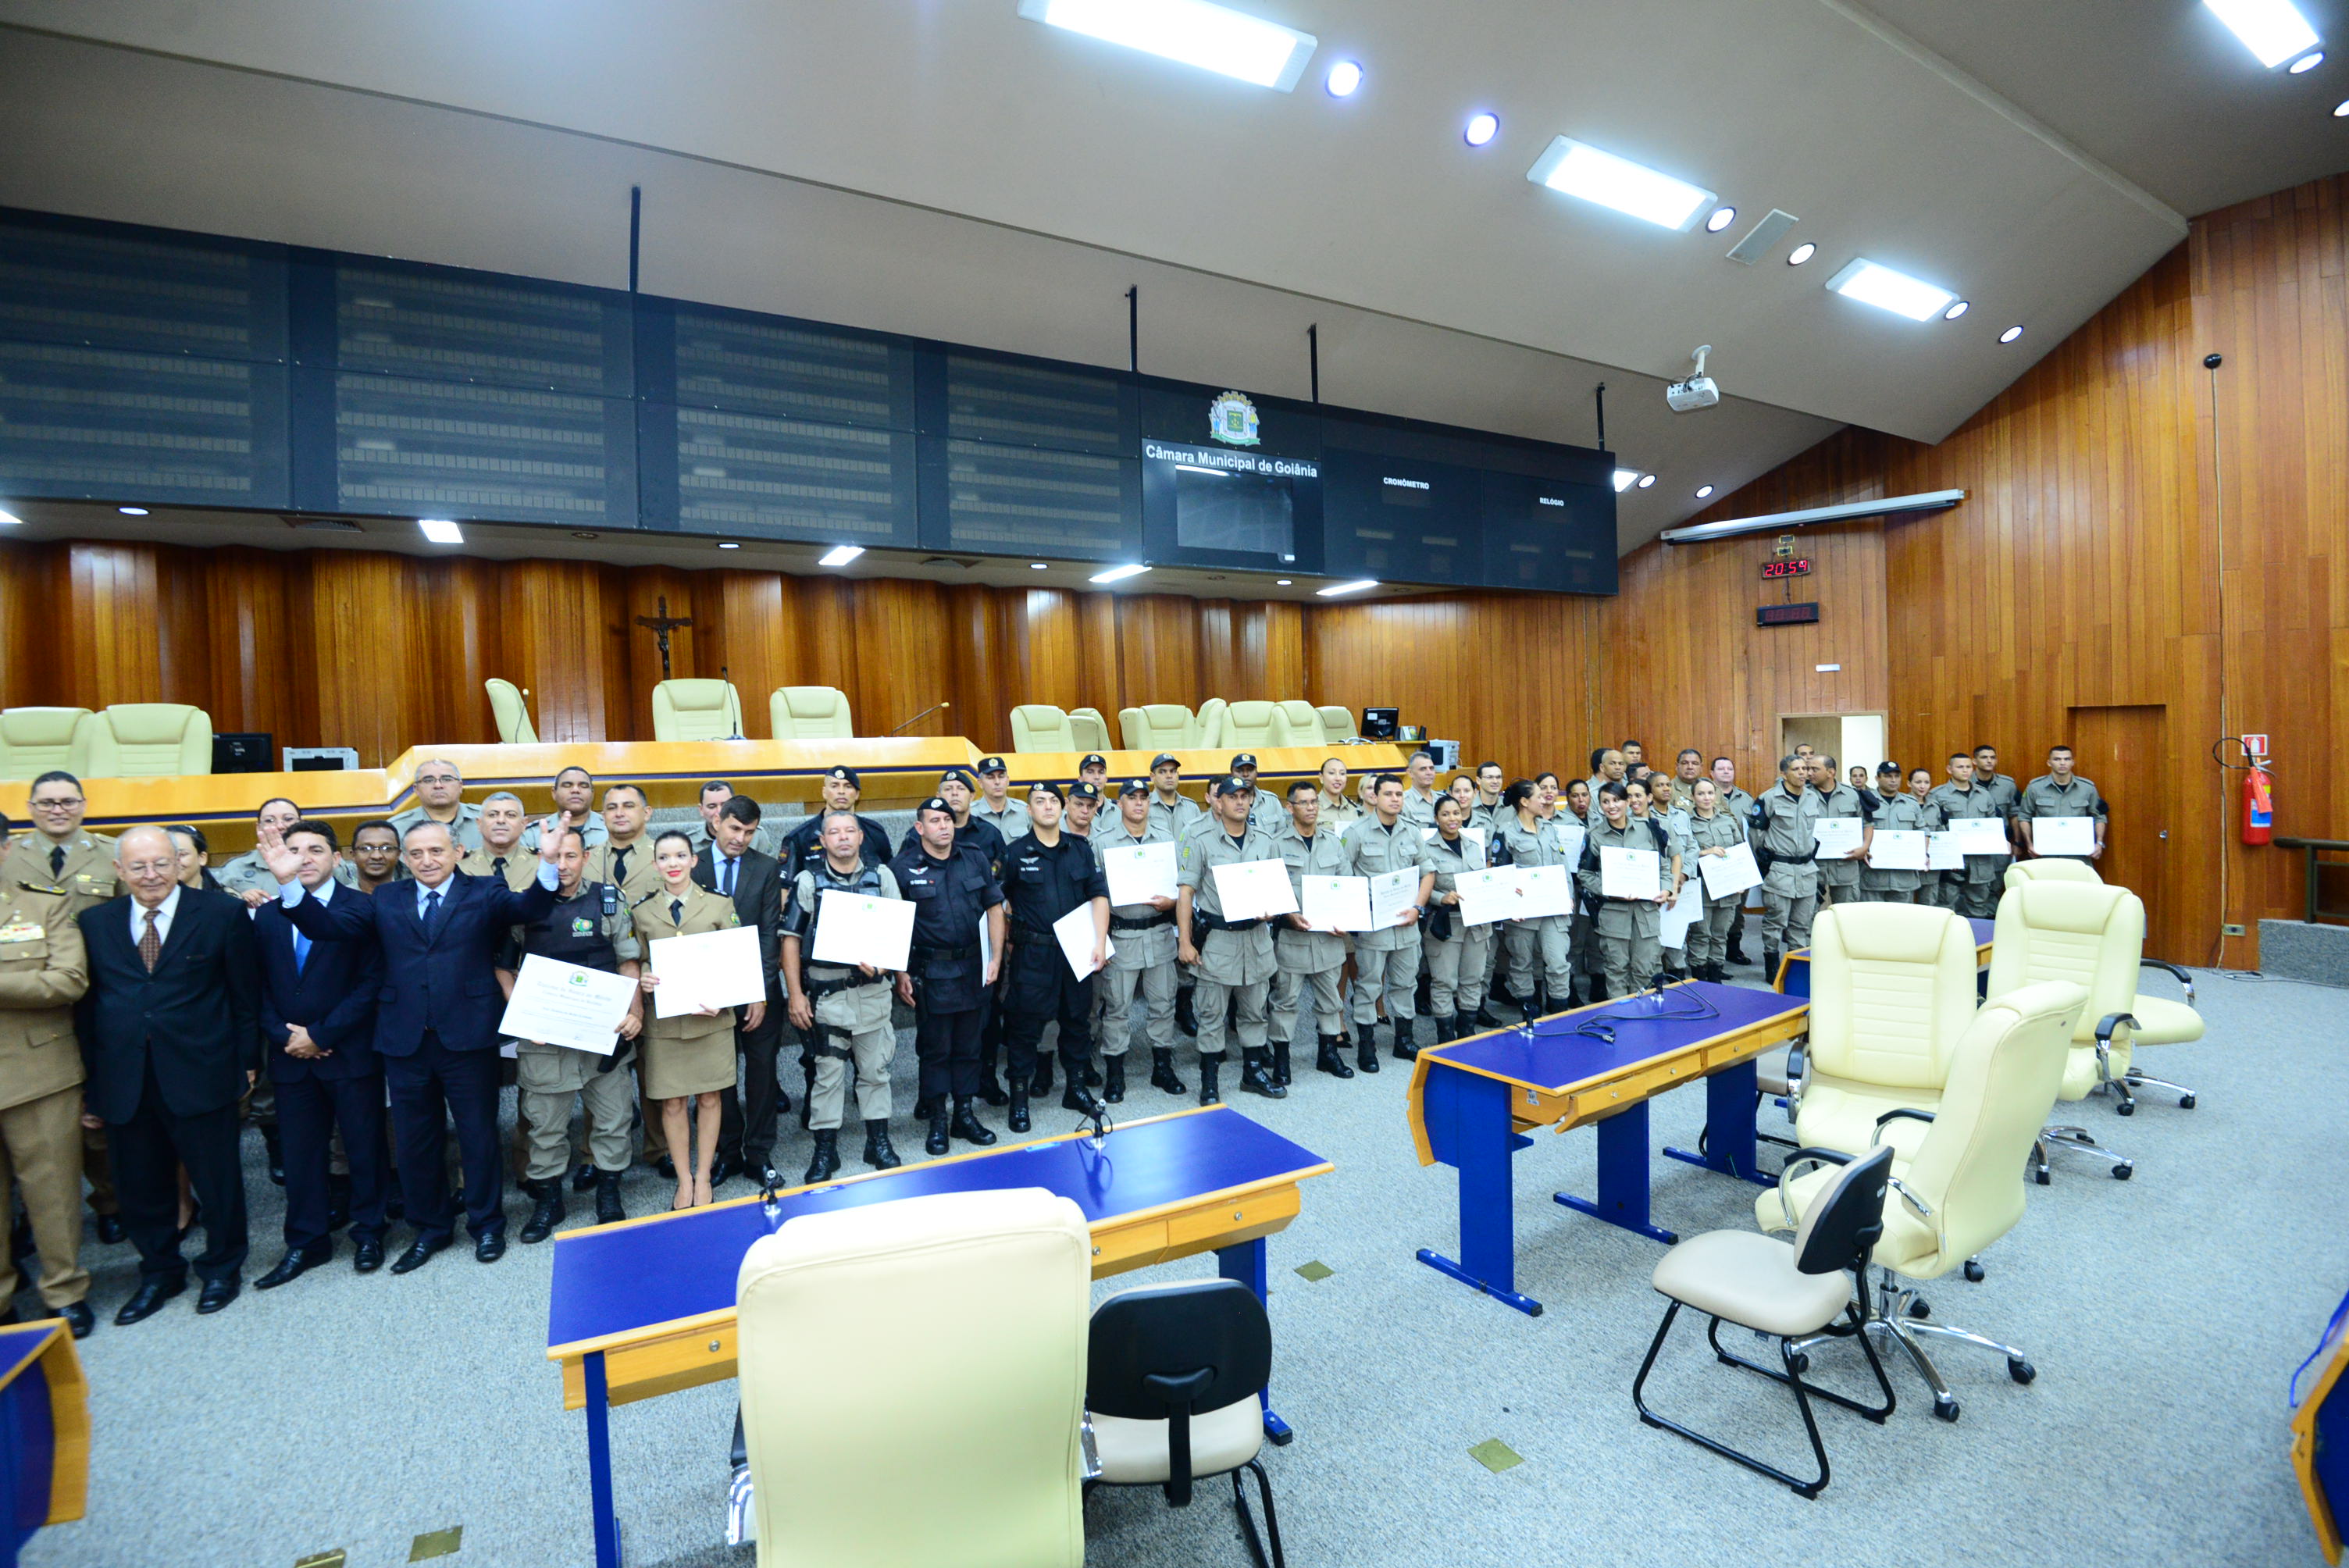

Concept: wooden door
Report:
left=2066, top=705, right=2173, bottom=957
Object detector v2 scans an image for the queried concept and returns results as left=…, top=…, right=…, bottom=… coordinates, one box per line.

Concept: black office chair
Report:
left=1631, top=1143, right=1896, bottom=1498
left=1085, top=1278, right=1286, bottom=1568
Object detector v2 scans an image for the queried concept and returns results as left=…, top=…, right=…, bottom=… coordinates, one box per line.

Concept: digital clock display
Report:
left=1762, top=558, right=1813, bottom=579
left=1756, top=601, right=1821, bottom=627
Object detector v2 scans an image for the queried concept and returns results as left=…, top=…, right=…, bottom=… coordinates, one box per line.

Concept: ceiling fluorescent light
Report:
left=1611, top=469, right=1641, bottom=492
left=1526, top=137, right=1716, bottom=230
left=1090, top=563, right=1151, bottom=583
left=818, top=544, right=864, bottom=567
left=2204, top=0, right=2320, bottom=68
left=1661, top=488, right=1967, bottom=544
left=1825, top=258, right=1956, bottom=322
left=418, top=518, right=463, bottom=543
left=1317, top=579, right=1378, bottom=596
left=0, top=508, right=21, bottom=526
left=1017, top=0, right=1317, bottom=91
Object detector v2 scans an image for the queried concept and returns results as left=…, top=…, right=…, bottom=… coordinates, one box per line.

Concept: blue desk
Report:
left=547, top=1106, right=1331, bottom=1568
left=0, top=1320, right=86, bottom=1568
left=1406, top=981, right=1810, bottom=1317
left=2294, top=1292, right=2349, bottom=1563
left=1777, top=917, right=1994, bottom=996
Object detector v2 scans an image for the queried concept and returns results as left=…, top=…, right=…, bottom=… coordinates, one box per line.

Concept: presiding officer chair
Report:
left=736, top=1188, right=1091, bottom=1568
left=1069, top=707, right=1112, bottom=754
left=0, top=707, right=94, bottom=779
left=1192, top=697, right=1228, bottom=749
left=769, top=686, right=854, bottom=739
left=1315, top=705, right=1358, bottom=743
left=1121, top=704, right=1195, bottom=753
left=1760, top=980, right=2086, bottom=1423
left=2005, top=857, right=2102, bottom=889
left=1270, top=700, right=1324, bottom=748
left=1634, top=1144, right=1896, bottom=1499
left=86, top=704, right=211, bottom=776
left=1011, top=704, right=1078, bottom=753
left=1220, top=701, right=1281, bottom=750
left=651, top=679, right=743, bottom=741
left=1088, top=1278, right=1286, bottom=1567
left=484, top=679, right=537, bottom=744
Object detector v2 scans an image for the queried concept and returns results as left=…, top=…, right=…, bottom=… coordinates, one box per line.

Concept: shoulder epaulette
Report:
left=11, top=878, right=66, bottom=897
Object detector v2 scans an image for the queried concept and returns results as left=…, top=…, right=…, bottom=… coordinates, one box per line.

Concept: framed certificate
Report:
left=2032, top=816, right=2097, bottom=856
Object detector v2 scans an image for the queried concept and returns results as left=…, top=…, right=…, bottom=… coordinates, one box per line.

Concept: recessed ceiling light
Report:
left=419, top=518, right=463, bottom=543
left=1942, top=300, right=1971, bottom=320
left=1695, top=485, right=1716, bottom=499
left=818, top=544, right=864, bottom=567
left=1636, top=473, right=1656, bottom=489
left=2335, top=97, right=2349, bottom=114
left=1786, top=242, right=1817, bottom=265
left=2291, top=50, right=2325, bottom=71
left=1705, top=205, right=1737, bottom=233
left=1090, top=563, right=1151, bottom=583
left=1527, top=137, right=1716, bottom=230
left=1999, top=325, right=2026, bottom=344
left=0, top=508, right=21, bottom=526
left=717, top=541, right=742, bottom=550
left=1463, top=112, right=1499, bottom=147
left=1276, top=578, right=1293, bottom=585
left=1016, top=0, right=1318, bottom=91
left=1030, top=561, right=1050, bottom=569
left=1317, top=579, right=1379, bottom=596
left=1611, top=469, right=1643, bottom=493
left=118, top=506, right=148, bottom=516
left=2202, top=0, right=2319, bottom=69
left=1325, top=59, right=1361, bottom=96
left=1825, top=258, right=1957, bottom=321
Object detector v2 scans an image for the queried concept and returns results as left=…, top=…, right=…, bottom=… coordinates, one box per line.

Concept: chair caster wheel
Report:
left=2033, top=1167, right=2051, bottom=1186
left=2179, top=1094, right=2196, bottom=1110
left=1933, top=1396, right=1961, bottom=1423
left=2111, top=1164, right=2133, bottom=1180
left=2008, top=1358, right=2036, bottom=1386
left=1962, top=1259, right=1985, bottom=1283
left=2116, top=1100, right=2135, bottom=1117
left=1906, top=1299, right=1931, bottom=1320
left=1786, top=1352, right=1811, bottom=1375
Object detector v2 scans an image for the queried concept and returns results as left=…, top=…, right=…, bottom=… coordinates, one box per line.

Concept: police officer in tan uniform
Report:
left=460, top=793, right=544, bottom=889
left=1177, top=779, right=1285, bottom=1104
left=0, top=811, right=94, bottom=1336
left=1749, top=755, right=1826, bottom=982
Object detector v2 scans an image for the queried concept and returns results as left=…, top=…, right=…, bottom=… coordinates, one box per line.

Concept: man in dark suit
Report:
left=697, top=794, right=787, bottom=1186
left=251, top=821, right=386, bottom=1286
left=259, top=815, right=560, bottom=1272
left=77, top=825, right=262, bottom=1324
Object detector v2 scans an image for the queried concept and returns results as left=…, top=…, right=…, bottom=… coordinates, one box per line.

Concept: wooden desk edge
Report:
left=2290, top=1324, right=2349, bottom=1563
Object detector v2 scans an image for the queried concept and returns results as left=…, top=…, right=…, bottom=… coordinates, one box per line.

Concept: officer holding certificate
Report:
left=1091, top=780, right=1178, bottom=1103
left=889, top=799, right=1003, bottom=1156
left=2016, top=747, right=2108, bottom=863
left=782, top=811, right=904, bottom=1181
left=1176, top=778, right=1284, bottom=1105
left=1858, top=761, right=1930, bottom=903
left=1580, top=780, right=1675, bottom=998
left=998, top=785, right=1110, bottom=1135
left=1272, top=779, right=1353, bottom=1084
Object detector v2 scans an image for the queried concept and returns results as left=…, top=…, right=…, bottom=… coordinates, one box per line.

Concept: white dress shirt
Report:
left=130, top=884, right=183, bottom=947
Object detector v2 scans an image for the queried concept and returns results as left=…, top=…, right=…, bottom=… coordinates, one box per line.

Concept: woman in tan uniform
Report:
left=634, top=829, right=761, bottom=1210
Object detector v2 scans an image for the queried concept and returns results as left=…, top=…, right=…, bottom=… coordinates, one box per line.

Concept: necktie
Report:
left=139, top=908, right=161, bottom=972
left=49, top=845, right=64, bottom=877
left=423, top=889, right=443, bottom=935
left=611, top=848, right=630, bottom=889
left=492, top=856, right=508, bottom=881
left=293, top=927, right=312, bottom=974
left=722, top=857, right=736, bottom=896
left=670, top=896, right=684, bottom=927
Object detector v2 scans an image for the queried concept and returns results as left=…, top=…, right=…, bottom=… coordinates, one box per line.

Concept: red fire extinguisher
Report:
left=2243, top=763, right=2273, bottom=846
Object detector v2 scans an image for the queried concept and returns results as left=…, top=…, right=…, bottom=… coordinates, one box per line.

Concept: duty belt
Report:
left=804, top=969, right=884, bottom=999
left=1110, top=911, right=1173, bottom=932
left=1194, top=912, right=1262, bottom=935
left=911, top=941, right=978, bottom=963
left=1772, top=846, right=1818, bottom=864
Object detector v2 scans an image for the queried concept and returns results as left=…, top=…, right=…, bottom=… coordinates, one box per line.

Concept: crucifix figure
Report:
left=634, top=595, right=693, bottom=681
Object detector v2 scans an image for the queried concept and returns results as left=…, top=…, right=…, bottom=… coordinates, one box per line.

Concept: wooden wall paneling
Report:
left=66, top=543, right=162, bottom=707
left=1195, top=600, right=1237, bottom=700
left=1261, top=600, right=1303, bottom=700
left=852, top=577, right=957, bottom=741
left=941, top=583, right=1008, bottom=754
left=1115, top=595, right=1203, bottom=718
left=1071, top=590, right=1123, bottom=727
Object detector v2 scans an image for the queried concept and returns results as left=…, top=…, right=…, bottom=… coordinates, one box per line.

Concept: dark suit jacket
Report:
left=283, top=868, right=556, bottom=1058
left=693, top=845, right=783, bottom=993
left=77, top=887, right=262, bottom=1122
left=255, top=889, right=385, bottom=1082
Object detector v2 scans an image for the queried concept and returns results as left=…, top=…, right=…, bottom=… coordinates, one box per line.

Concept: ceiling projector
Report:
left=1666, top=344, right=1720, bottom=412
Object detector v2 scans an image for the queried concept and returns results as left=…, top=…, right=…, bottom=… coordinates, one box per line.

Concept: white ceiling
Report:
left=0, top=1, right=2336, bottom=554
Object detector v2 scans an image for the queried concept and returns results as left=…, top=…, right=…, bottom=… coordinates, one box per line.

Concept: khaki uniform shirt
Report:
left=1150, top=792, right=1206, bottom=842
left=2019, top=775, right=2108, bottom=830
left=1685, top=810, right=1750, bottom=906
left=1859, top=793, right=1929, bottom=894
left=0, top=832, right=121, bottom=918
left=461, top=845, right=547, bottom=892
left=1751, top=782, right=1825, bottom=896
left=387, top=800, right=484, bottom=853
left=1093, top=821, right=1178, bottom=972
left=973, top=798, right=1030, bottom=845
left=631, top=881, right=742, bottom=1041
left=1177, top=823, right=1280, bottom=985
left=1342, top=815, right=1428, bottom=953
left=520, top=814, right=609, bottom=853
left=1274, top=825, right=1351, bottom=974
left=0, top=878, right=88, bottom=1109
left=1928, top=782, right=2008, bottom=885
left=583, top=839, right=667, bottom=911
left=1814, top=784, right=1867, bottom=888
left=1399, top=786, right=1442, bottom=826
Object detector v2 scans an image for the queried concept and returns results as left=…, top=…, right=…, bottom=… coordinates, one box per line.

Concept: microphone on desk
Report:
left=887, top=700, right=951, bottom=736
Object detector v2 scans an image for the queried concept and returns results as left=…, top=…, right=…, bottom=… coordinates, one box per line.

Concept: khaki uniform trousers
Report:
left=0, top=1085, right=88, bottom=1308
left=1425, top=925, right=1495, bottom=1017
left=516, top=1043, right=635, bottom=1182
left=807, top=979, right=894, bottom=1130
left=1594, top=903, right=1663, bottom=998
left=1098, top=928, right=1178, bottom=1057
left=1504, top=916, right=1574, bottom=1009
left=1351, top=934, right=1423, bottom=1027
left=1760, top=864, right=1819, bottom=958
left=1686, top=898, right=1738, bottom=972
left=1269, top=965, right=1345, bottom=1045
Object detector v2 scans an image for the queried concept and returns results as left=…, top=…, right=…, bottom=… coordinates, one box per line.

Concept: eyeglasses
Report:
left=29, top=797, right=83, bottom=811
left=416, top=774, right=460, bottom=786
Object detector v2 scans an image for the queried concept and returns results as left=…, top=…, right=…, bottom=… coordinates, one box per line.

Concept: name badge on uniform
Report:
left=0, top=920, right=42, bottom=943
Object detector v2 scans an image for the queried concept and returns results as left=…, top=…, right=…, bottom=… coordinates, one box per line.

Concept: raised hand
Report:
left=537, top=814, right=566, bottom=864
left=255, top=821, right=303, bottom=885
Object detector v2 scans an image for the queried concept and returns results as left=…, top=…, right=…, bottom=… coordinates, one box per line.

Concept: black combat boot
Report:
left=862, top=1120, right=902, bottom=1171
left=1271, top=1039, right=1292, bottom=1086
left=1174, top=987, right=1199, bottom=1036
left=1239, top=1048, right=1285, bottom=1099
left=1763, top=950, right=1781, bottom=988
left=1356, top=1023, right=1381, bottom=1073
left=1031, top=1058, right=1054, bottom=1096
left=1198, top=1057, right=1223, bottom=1105
left=803, top=1129, right=841, bottom=1185
left=1315, top=1034, right=1355, bottom=1078
left=519, top=1179, right=565, bottom=1245
left=1150, top=1048, right=1186, bottom=1096
left=1392, top=1020, right=1420, bottom=1062
left=950, top=1096, right=997, bottom=1146
left=913, top=1093, right=938, bottom=1121
left=594, top=1169, right=626, bottom=1225
left=1061, top=1082, right=1105, bottom=1120
left=925, top=1104, right=951, bottom=1157
left=798, top=1058, right=817, bottom=1128
left=1008, top=1090, right=1031, bottom=1135
left=1103, top=1054, right=1127, bottom=1103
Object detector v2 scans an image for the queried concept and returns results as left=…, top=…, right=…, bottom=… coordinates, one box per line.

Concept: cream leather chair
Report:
left=2004, top=857, right=2102, bottom=890
left=1068, top=707, right=1111, bottom=755
left=1221, top=700, right=1280, bottom=750
left=736, top=1188, right=1090, bottom=1567
left=1985, top=880, right=2204, bottom=1182
left=1763, top=980, right=2086, bottom=1422
left=652, top=679, right=743, bottom=741
left=484, top=679, right=537, bottom=744
left=1315, top=705, right=1359, bottom=743
left=1271, top=700, right=1324, bottom=749
left=1010, top=705, right=1077, bottom=754
left=87, top=704, right=211, bottom=776
left=1120, top=704, right=1192, bottom=753
left=1192, top=697, right=1228, bottom=750
left=1784, top=904, right=1980, bottom=1163
left=770, top=686, right=854, bottom=739
left=0, top=708, right=94, bottom=779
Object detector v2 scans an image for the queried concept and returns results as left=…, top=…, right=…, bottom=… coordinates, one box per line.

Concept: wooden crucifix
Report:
left=633, top=595, right=693, bottom=681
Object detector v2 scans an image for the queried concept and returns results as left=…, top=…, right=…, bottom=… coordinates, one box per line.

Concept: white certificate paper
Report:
left=1949, top=816, right=2011, bottom=855
left=1868, top=830, right=1928, bottom=871
left=1102, top=841, right=1178, bottom=907
left=1209, top=859, right=1299, bottom=920
left=1515, top=864, right=1576, bottom=920
left=1053, top=902, right=1111, bottom=979
left=1300, top=875, right=1371, bottom=932
left=1367, top=867, right=1420, bottom=928
left=2033, top=816, right=2097, bottom=855
left=498, top=954, right=638, bottom=1054
left=1453, top=868, right=1520, bottom=926
left=650, top=924, right=768, bottom=1018
left=1926, top=831, right=1965, bottom=871
left=811, top=889, right=914, bottom=973
left=1812, top=817, right=1865, bottom=859
left=1698, top=840, right=1763, bottom=900
left=1551, top=823, right=1587, bottom=870
left=1659, top=878, right=1705, bottom=949
left=1601, top=846, right=1663, bottom=900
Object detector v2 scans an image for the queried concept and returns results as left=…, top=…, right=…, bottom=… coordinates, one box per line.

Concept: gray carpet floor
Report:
left=28, top=955, right=2346, bottom=1567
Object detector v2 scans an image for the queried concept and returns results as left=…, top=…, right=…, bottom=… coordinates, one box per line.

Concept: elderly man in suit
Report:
left=695, top=793, right=786, bottom=1187
left=259, top=814, right=561, bottom=1273
left=77, top=825, right=262, bottom=1324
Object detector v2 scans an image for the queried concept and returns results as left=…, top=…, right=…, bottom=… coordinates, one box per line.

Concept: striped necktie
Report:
left=138, top=908, right=161, bottom=972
